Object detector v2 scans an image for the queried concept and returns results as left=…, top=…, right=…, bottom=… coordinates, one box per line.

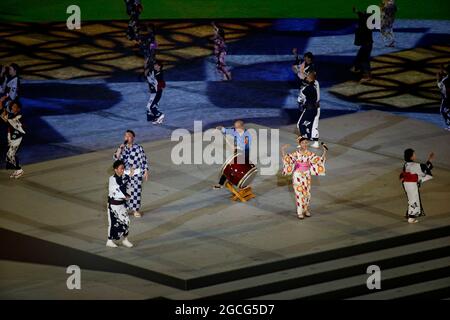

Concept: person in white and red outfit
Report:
left=400, top=148, right=435, bottom=224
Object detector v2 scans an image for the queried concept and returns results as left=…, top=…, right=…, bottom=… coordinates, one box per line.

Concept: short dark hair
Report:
left=218, top=28, right=225, bottom=39
left=404, top=148, right=415, bottom=162
left=126, top=129, right=135, bottom=137
left=10, top=63, right=20, bottom=75
left=154, top=60, right=163, bottom=69
left=297, top=136, right=308, bottom=143
left=304, top=52, right=314, bottom=60
left=113, top=160, right=124, bottom=169
left=12, top=101, right=21, bottom=110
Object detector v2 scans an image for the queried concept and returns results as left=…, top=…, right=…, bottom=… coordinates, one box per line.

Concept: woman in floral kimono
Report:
left=281, top=137, right=327, bottom=219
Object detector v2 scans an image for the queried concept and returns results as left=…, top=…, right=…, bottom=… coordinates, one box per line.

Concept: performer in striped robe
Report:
left=114, top=130, right=149, bottom=218
left=297, top=72, right=321, bottom=148
left=107, top=160, right=134, bottom=248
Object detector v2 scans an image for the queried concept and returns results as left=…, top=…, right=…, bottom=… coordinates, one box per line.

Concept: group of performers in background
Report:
left=78, top=9, right=450, bottom=244
left=0, top=4, right=445, bottom=246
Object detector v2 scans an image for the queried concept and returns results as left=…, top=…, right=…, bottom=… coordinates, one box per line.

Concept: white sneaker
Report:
left=9, top=171, right=18, bottom=178
left=122, top=238, right=134, bottom=248
left=311, top=141, right=320, bottom=148
left=14, top=169, right=24, bottom=179
left=408, top=218, right=418, bottom=224
left=156, top=114, right=165, bottom=124
left=106, top=239, right=118, bottom=248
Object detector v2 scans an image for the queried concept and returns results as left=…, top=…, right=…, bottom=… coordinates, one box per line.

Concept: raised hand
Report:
left=281, top=144, right=290, bottom=152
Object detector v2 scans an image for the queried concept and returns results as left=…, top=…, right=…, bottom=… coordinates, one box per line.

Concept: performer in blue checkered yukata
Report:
left=114, top=130, right=149, bottom=217
left=106, top=160, right=134, bottom=248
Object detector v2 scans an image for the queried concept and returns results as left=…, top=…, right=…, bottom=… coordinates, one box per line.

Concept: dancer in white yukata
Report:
left=114, top=130, right=149, bottom=218
left=400, top=149, right=435, bottom=224
left=1, top=101, right=25, bottom=178
left=281, top=137, right=327, bottom=219
left=106, top=160, right=134, bottom=248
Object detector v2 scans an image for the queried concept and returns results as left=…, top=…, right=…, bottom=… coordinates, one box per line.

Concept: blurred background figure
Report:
left=212, top=22, right=232, bottom=81
left=351, top=6, right=373, bottom=83
left=380, top=0, right=398, bottom=47
left=437, top=65, right=450, bottom=131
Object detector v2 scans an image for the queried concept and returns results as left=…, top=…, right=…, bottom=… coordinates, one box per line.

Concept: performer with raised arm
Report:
left=297, top=71, right=321, bottom=148
left=106, top=160, right=134, bottom=248
left=292, top=49, right=315, bottom=88
left=145, top=61, right=165, bottom=124
left=281, top=137, right=326, bottom=219
left=400, top=149, right=435, bottom=224
left=212, top=22, right=232, bottom=81
left=213, top=120, right=252, bottom=189
left=114, top=130, right=149, bottom=218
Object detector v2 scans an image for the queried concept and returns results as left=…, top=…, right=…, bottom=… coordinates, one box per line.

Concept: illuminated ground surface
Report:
left=1, top=113, right=449, bottom=299
left=0, top=19, right=449, bottom=166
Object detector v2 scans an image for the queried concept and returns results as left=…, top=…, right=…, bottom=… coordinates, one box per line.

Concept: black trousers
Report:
left=298, top=106, right=318, bottom=141
left=354, top=43, right=373, bottom=75
left=146, top=90, right=163, bottom=121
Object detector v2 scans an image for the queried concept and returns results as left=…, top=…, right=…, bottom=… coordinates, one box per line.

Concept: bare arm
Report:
left=281, top=144, right=290, bottom=157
